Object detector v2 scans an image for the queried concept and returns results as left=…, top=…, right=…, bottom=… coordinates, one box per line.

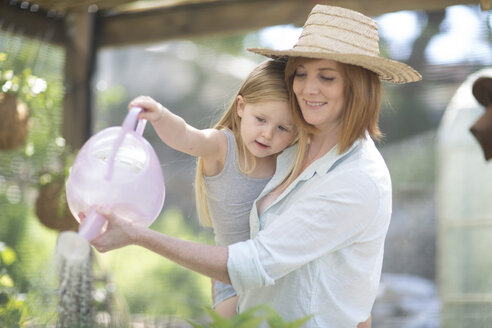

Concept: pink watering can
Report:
left=65, top=107, right=165, bottom=242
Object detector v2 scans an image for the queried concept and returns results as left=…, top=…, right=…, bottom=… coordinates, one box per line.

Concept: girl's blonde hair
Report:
left=194, top=60, right=298, bottom=227
left=284, top=57, right=383, bottom=155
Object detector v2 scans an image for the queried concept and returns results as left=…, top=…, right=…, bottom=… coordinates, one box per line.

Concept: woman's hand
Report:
left=129, top=96, right=165, bottom=123
left=90, top=207, right=140, bottom=253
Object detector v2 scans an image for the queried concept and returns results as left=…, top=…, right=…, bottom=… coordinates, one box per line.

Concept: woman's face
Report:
left=292, top=59, right=345, bottom=132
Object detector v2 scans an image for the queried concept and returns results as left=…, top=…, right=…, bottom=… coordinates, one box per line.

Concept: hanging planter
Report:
left=0, top=92, right=31, bottom=150
left=35, top=149, right=79, bottom=232
left=35, top=175, right=79, bottom=232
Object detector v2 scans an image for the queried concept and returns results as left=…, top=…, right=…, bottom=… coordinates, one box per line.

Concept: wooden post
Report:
left=62, top=9, right=97, bottom=150
left=479, top=0, right=491, bottom=9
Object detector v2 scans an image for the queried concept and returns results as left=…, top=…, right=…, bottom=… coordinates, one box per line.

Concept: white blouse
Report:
left=228, top=134, right=392, bottom=327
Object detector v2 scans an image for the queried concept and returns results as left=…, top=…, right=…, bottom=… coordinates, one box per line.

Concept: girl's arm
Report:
left=130, top=96, right=226, bottom=162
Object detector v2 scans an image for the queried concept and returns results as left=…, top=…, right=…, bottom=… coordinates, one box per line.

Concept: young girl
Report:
left=129, top=60, right=302, bottom=317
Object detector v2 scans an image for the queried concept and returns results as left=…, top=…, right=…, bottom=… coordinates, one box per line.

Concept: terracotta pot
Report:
left=35, top=178, right=79, bottom=232
left=0, top=92, right=30, bottom=150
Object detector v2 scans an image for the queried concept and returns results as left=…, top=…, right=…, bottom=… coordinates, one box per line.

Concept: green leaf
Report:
left=285, top=315, right=313, bottom=328
left=266, top=315, right=286, bottom=328
left=236, top=316, right=265, bottom=328
left=0, top=274, right=14, bottom=288
left=0, top=247, right=17, bottom=266
left=0, top=292, right=9, bottom=305
left=262, top=305, right=312, bottom=328
left=186, top=319, right=207, bottom=328
left=203, top=306, right=232, bottom=327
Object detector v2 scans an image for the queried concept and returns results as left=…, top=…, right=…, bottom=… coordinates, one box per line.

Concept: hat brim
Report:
left=247, top=47, right=422, bottom=84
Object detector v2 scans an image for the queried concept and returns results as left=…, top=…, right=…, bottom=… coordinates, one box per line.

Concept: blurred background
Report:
left=0, top=1, right=491, bottom=327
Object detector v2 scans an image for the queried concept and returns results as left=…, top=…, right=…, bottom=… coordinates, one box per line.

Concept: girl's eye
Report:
left=278, top=126, right=288, bottom=132
left=256, top=117, right=266, bottom=123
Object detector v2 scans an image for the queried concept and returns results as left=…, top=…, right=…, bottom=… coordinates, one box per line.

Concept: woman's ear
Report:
left=236, top=95, right=245, bottom=118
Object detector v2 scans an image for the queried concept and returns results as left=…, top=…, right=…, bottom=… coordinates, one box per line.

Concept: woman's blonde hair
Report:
left=284, top=57, right=383, bottom=154
left=194, top=60, right=299, bottom=227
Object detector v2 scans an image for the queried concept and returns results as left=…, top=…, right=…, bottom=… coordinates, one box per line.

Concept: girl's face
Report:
left=292, top=59, right=345, bottom=132
left=237, top=96, right=297, bottom=158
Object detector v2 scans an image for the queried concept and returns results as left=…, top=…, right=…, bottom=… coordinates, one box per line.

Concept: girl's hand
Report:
left=129, top=96, right=165, bottom=123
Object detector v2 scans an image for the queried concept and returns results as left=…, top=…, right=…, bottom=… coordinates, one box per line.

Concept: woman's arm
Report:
left=91, top=207, right=231, bottom=284
left=129, top=96, right=226, bottom=161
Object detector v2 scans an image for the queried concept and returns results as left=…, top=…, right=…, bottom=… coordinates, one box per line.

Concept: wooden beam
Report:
left=98, top=0, right=307, bottom=47
left=98, top=0, right=480, bottom=48
left=32, top=0, right=137, bottom=12
left=62, top=10, right=97, bottom=149
left=0, top=0, right=66, bottom=45
left=1, top=0, right=481, bottom=47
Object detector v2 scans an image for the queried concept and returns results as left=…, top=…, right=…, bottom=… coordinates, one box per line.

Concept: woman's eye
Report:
left=321, top=76, right=335, bottom=81
left=294, top=68, right=307, bottom=77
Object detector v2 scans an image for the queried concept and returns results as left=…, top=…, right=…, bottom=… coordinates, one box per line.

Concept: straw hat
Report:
left=248, top=5, right=422, bottom=84
left=472, top=77, right=492, bottom=108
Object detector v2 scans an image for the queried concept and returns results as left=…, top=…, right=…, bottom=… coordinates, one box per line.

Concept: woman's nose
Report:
left=303, top=77, right=320, bottom=95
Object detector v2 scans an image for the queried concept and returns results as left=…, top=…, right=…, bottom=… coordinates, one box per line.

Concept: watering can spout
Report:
left=78, top=207, right=106, bottom=242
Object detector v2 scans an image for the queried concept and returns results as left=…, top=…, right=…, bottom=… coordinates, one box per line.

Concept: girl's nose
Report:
left=262, top=126, right=275, bottom=139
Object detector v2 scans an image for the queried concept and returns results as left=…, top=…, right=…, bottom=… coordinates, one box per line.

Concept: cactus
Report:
left=55, top=231, right=94, bottom=328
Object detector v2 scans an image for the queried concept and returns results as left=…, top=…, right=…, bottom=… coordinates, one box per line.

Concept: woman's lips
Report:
left=304, top=100, right=326, bottom=107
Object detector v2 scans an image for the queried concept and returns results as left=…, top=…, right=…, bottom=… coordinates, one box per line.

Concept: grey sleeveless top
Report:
left=204, top=129, right=272, bottom=246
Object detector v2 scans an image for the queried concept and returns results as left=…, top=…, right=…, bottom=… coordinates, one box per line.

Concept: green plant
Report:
left=0, top=242, right=28, bottom=328
left=188, top=304, right=312, bottom=328
left=0, top=31, right=67, bottom=326
left=0, top=52, right=47, bottom=101
left=0, top=51, right=50, bottom=151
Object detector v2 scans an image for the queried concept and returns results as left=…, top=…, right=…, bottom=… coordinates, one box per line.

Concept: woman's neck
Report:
left=257, top=128, right=341, bottom=216
left=303, top=129, right=340, bottom=169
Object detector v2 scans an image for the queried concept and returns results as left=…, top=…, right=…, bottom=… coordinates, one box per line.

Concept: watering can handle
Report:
left=104, top=107, right=148, bottom=182
left=123, top=107, right=147, bottom=136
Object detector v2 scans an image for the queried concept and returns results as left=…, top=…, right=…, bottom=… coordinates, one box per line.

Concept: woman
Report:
left=91, top=5, right=421, bottom=327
